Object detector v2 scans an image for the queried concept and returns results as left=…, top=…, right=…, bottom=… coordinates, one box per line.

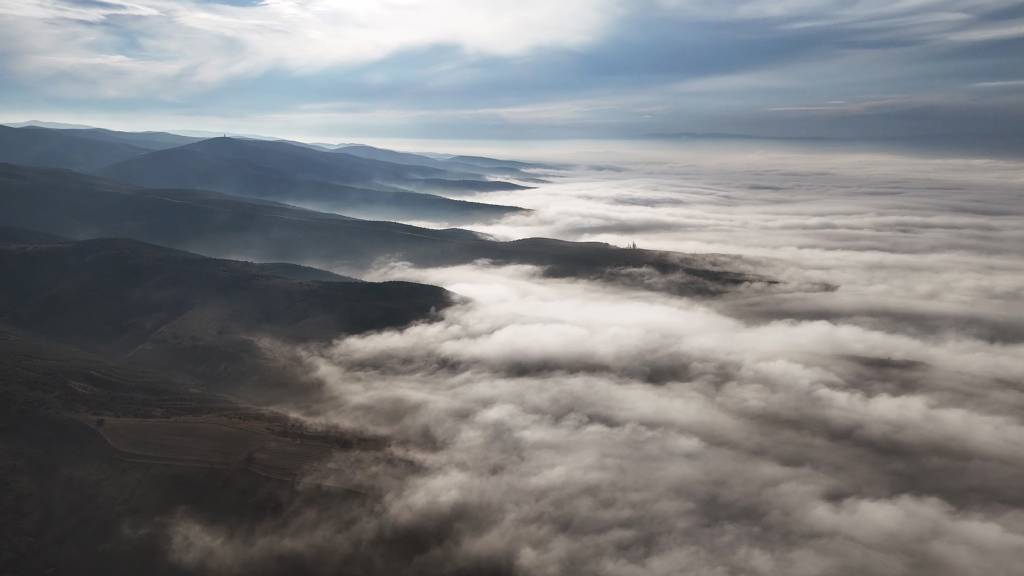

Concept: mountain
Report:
left=0, top=125, right=151, bottom=172
left=337, top=144, right=552, bottom=181
left=412, top=178, right=533, bottom=194
left=107, top=136, right=451, bottom=186
left=0, top=163, right=768, bottom=296
left=334, top=144, right=468, bottom=172
left=2, top=119, right=98, bottom=129
left=100, top=137, right=528, bottom=223
left=142, top=137, right=539, bottom=194
left=253, top=262, right=360, bottom=283
left=0, top=126, right=538, bottom=223
left=59, top=127, right=203, bottom=151
left=449, top=154, right=549, bottom=170
left=0, top=231, right=449, bottom=397
left=0, top=320, right=401, bottom=575
left=0, top=124, right=209, bottom=173
left=0, top=227, right=67, bottom=244
left=0, top=219, right=462, bottom=572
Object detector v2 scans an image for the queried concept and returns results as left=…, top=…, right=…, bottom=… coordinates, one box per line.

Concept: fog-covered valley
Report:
left=159, top=142, right=1024, bottom=575
left=1, top=127, right=1022, bottom=575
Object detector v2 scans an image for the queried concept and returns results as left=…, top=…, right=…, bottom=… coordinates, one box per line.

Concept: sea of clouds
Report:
left=168, top=142, right=1024, bottom=575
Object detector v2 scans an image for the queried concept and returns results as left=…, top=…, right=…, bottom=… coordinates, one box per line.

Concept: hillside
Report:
left=103, top=136, right=526, bottom=191
left=100, top=140, right=525, bottom=223
left=100, top=137, right=528, bottom=223
left=0, top=322, right=401, bottom=574
left=0, top=163, right=767, bottom=296
left=0, top=232, right=451, bottom=397
left=0, top=125, right=150, bottom=172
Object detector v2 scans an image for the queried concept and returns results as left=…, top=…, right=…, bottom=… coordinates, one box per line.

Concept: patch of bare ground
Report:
left=86, top=415, right=392, bottom=487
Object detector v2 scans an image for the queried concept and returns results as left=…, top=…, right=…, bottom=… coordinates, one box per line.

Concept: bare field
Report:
left=94, top=416, right=335, bottom=480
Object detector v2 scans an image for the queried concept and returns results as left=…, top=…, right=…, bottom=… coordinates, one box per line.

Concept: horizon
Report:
left=2, top=1, right=1024, bottom=147
left=6, top=118, right=1023, bottom=162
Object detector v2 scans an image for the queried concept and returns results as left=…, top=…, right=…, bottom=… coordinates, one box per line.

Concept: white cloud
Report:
left=950, top=20, right=1024, bottom=42
left=971, top=79, right=1024, bottom=89
left=174, top=259, right=1024, bottom=574
left=0, top=0, right=622, bottom=96
left=157, top=143, right=1024, bottom=575
left=310, top=167, right=1024, bottom=570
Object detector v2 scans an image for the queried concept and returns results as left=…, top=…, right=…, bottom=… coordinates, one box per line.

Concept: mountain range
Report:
left=0, top=162, right=763, bottom=295
left=0, top=228, right=449, bottom=397
left=0, top=121, right=775, bottom=574
left=0, top=225, right=453, bottom=574
left=0, top=125, right=537, bottom=224
left=100, top=136, right=529, bottom=222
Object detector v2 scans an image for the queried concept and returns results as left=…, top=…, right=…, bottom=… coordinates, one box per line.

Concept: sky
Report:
left=1, top=1, right=1024, bottom=143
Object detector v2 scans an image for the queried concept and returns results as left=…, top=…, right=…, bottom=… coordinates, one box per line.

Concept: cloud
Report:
left=3, top=0, right=1023, bottom=145
left=161, top=144, right=1024, bottom=575
left=971, top=79, right=1024, bottom=89
left=0, top=0, right=622, bottom=97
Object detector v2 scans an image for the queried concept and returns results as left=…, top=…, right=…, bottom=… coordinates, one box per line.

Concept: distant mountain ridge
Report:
left=3, top=119, right=98, bottom=129
left=336, top=144, right=551, bottom=181
left=0, top=125, right=150, bottom=172
left=0, top=163, right=769, bottom=296
left=0, top=125, right=537, bottom=224
left=100, top=137, right=529, bottom=223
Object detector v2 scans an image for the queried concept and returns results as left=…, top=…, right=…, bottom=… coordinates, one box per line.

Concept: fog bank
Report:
left=169, top=143, right=1024, bottom=575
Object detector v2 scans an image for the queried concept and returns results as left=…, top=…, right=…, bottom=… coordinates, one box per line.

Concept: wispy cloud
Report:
left=970, top=79, right=1024, bottom=89
left=0, top=0, right=622, bottom=97
left=1, top=0, right=1022, bottom=140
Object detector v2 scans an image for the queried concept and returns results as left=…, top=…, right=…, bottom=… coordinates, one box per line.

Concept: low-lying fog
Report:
left=172, top=142, right=1024, bottom=575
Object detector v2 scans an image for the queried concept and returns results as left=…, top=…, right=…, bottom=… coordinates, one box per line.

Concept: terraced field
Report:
left=94, top=416, right=338, bottom=481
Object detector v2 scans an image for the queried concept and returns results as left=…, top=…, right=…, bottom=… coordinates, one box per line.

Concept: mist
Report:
left=164, top=141, right=1024, bottom=576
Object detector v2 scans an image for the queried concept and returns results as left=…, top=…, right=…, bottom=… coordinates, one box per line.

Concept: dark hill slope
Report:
left=0, top=226, right=68, bottom=244
left=0, top=235, right=450, bottom=396
left=0, top=322, right=403, bottom=575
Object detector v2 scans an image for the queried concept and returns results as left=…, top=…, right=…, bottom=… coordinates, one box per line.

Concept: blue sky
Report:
left=1, top=0, right=1023, bottom=142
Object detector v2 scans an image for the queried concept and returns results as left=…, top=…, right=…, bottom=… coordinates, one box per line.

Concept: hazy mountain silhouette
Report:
left=100, top=137, right=528, bottom=223
left=0, top=163, right=767, bottom=295
left=337, top=144, right=554, bottom=181
left=334, top=144, right=481, bottom=173
left=0, top=126, right=539, bottom=222
left=0, top=125, right=151, bottom=172
left=100, top=140, right=525, bottom=222
left=0, top=124, right=213, bottom=174
left=412, top=178, right=533, bottom=194
left=61, top=127, right=203, bottom=150
left=105, top=136, right=502, bottom=187
left=2, top=119, right=98, bottom=129
left=449, top=154, right=549, bottom=169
